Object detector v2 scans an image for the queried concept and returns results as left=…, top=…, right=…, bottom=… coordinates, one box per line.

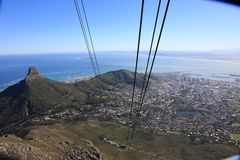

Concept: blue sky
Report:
left=0, top=0, right=239, bottom=54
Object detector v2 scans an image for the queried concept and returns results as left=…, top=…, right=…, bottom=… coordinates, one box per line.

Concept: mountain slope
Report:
left=74, top=69, right=145, bottom=91
left=0, top=67, right=87, bottom=127
left=0, top=120, right=237, bottom=160
left=0, top=68, right=143, bottom=127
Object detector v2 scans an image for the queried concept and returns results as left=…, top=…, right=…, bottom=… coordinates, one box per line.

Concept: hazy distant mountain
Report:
left=155, top=50, right=240, bottom=60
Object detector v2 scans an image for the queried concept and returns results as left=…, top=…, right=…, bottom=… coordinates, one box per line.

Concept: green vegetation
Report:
left=172, top=96, right=197, bottom=111
left=96, top=95, right=108, bottom=103
left=75, top=69, right=146, bottom=91
left=229, top=103, right=240, bottom=124
left=230, top=103, right=240, bottom=110
left=0, top=75, right=88, bottom=126
left=48, top=120, right=237, bottom=160
left=231, top=123, right=240, bottom=128
left=0, top=120, right=238, bottom=160
left=230, top=133, right=240, bottom=141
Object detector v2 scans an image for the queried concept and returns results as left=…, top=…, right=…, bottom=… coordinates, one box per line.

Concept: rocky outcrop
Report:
left=0, top=140, right=102, bottom=160
left=0, top=142, right=50, bottom=160
left=64, top=139, right=102, bottom=160
left=26, top=67, right=42, bottom=81
left=0, top=126, right=102, bottom=160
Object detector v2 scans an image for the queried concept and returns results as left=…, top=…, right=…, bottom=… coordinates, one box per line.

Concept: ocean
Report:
left=0, top=52, right=240, bottom=91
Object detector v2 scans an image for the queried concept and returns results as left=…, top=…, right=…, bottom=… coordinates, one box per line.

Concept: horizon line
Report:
left=0, top=49, right=239, bottom=56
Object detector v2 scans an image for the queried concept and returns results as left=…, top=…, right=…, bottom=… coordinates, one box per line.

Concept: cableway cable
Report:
left=74, top=0, right=97, bottom=76
left=138, top=0, right=171, bottom=112
left=129, top=0, right=171, bottom=141
left=128, top=0, right=145, bottom=142
left=138, top=0, right=162, bottom=108
left=80, top=0, right=101, bottom=75
left=129, top=0, right=145, bottom=123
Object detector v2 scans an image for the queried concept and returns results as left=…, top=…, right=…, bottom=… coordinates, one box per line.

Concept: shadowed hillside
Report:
left=0, top=67, right=88, bottom=127
left=0, top=68, right=142, bottom=127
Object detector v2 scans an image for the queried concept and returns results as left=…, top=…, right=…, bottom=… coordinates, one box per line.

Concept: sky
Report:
left=0, top=0, right=239, bottom=54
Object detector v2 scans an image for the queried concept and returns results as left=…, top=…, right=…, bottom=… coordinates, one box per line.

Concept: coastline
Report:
left=0, top=54, right=240, bottom=92
left=0, top=76, right=93, bottom=92
left=0, top=70, right=239, bottom=92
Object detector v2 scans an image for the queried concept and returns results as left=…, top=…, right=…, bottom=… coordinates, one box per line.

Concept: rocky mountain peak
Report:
left=26, top=67, right=42, bottom=80
left=27, top=67, right=40, bottom=76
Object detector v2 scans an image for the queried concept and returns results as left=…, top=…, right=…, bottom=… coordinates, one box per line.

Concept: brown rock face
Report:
left=0, top=140, right=102, bottom=160
left=27, top=67, right=39, bottom=76
left=64, top=139, right=102, bottom=160
left=0, top=127, right=102, bottom=160
left=0, top=142, right=50, bottom=160
left=26, top=67, right=42, bottom=80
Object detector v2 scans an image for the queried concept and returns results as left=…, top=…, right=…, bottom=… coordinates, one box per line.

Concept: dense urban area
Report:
left=48, top=72, right=240, bottom=147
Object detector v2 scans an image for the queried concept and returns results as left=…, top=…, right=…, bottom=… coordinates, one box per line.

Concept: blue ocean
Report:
left=0, top=52, right=240, bottom=91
